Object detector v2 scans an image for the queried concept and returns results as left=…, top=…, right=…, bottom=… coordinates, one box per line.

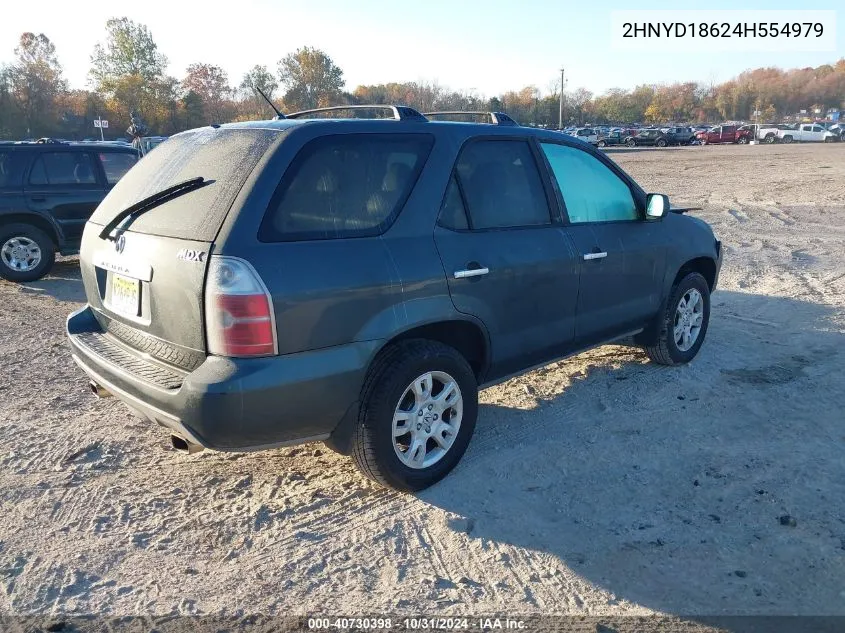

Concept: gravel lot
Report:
left=1, top=143, right=844, bottom=618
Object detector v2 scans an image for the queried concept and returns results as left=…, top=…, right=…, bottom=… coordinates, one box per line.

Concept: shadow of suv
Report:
left=66, top=106, right=722, bottom=491
left=0, top=140, right=139, bottom=281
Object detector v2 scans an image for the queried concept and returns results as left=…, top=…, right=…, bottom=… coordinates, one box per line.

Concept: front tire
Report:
left=597, top=140, right=607, bottom=148
left=352, top=340, right=478, bottom=492
left=626, top=138, right=636, bottom=147
left=644, top=272, right=711, bottom=366
left=737, top=136, right=749, bottom=144
left=656, top=138, right=667, bottom=147
left=0, top=223, right=56, bottom=282
left=782, top=135, right=793, bottom=144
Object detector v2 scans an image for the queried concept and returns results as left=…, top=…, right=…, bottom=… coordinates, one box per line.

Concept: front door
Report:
left=536, top=140, right=667, bottom=343
left=24, top=150, right=106, bottom=247
left=433, top=138, right=581, bottom=379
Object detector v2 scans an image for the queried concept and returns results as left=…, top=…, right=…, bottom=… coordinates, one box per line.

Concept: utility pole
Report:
left=559, top=68, right=565, bottom=130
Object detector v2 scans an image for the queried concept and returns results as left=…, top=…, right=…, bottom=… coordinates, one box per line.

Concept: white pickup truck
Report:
left=739, top=124, right=792, bottom=143
left=777, top=124, right=839, bottom=144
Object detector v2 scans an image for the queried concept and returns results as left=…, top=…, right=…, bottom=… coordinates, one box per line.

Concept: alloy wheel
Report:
left=392, top=371, right=463, bottom=469
left=1, top=236, right=42, bottom=272
left=674, top=288, right=704, bottom=352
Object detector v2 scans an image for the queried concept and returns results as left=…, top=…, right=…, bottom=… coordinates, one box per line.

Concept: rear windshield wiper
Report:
left=98, top=177, right=209, bottom=240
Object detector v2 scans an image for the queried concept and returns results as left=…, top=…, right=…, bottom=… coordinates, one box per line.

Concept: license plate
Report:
left=110, top=273, right=140, bottom=317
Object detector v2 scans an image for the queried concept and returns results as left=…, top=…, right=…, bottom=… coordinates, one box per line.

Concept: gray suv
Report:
left=67, top=106, right=722, bottom=491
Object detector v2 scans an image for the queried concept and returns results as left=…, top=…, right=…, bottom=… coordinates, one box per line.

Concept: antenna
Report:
left=255, top=87, right=285, bottom=119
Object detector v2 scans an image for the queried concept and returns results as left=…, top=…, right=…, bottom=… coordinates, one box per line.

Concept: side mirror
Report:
left=646, top=193, right=669, bottom=220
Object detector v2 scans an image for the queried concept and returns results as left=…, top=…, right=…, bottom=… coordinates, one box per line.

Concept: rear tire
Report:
left=644, top=272, right=711, bottom=366
left=598, top=140, right=607, bottom=148
left=0, top=223, right=56, bottom=282
left=352, top=340, right=478, bottom=492
left=782, top=135, right=793, bottom=144
left=656, top=138, right=667, bottom=148
left=737, top=136, right=749, bottom=144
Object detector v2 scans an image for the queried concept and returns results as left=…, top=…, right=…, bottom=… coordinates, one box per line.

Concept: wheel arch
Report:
left=0, top=213, right=61, bottom=247
left=326, top=316, right=490, bottom=456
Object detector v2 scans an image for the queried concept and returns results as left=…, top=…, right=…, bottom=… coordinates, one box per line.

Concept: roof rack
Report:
left=285, top=105, right=427, bottom=122
left=423, top=111, right=519, bottom=126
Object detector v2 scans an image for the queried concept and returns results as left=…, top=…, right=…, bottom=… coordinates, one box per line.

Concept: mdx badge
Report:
left=176, top=248, right=206, bottom=263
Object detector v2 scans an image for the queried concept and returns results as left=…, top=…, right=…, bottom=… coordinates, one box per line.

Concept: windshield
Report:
left=90, top=127, right=281, bottom=241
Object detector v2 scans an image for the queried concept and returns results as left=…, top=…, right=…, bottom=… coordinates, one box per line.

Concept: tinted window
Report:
left=260, top=134, right=433, bottom=241
left=91, top=128, right=279, bottom=242
left=813, top=126, right=823, bottom=133
left=455, top=140, right=550, bottom=229
left=723, top=126, right=736, bottom=134
left=98, top=151, right=138, bottom=184
left=438, top=175, right=469, bottom=230
left=0, top=150, right=26, bottom=188
left=29, top=152, right=97, bottom=185
left=540, top=143, right=638, bottom=224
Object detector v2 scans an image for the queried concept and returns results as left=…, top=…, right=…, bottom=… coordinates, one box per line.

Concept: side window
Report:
left=540, top=142, right=638, bottom=224
left=29, top=152, right=97, bottom=186
left=723, top=126, right=736, bottom=134
left=813, top=126, right=823, bottom=133
left=98, top=152, right=139, bottom=184
left=0, top=150, right=26, bottom=188
left=455, top=140, right=550, bottom=229
left=438, top=175, right=469, bottom=230
left=259, top=134, right=433, bottom=241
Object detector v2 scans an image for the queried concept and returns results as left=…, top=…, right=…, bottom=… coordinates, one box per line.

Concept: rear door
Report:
left=23, top=149, right=106, bottom=247
left=537, top=140, right=666, bottom=343
left=80, top=127, right=281, bottom=367
left=433, top=138, right=580, bottom=378
left=720, top=126, right=737, bottom=143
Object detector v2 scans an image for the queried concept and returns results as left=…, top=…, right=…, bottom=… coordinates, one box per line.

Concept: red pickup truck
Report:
left=695, top=125, right=751, bottom=145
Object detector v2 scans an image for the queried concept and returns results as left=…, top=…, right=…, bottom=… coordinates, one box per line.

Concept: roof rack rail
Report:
left=423, top=111, right=519, bottom=126
left=285, top=105, right=428, bottom=122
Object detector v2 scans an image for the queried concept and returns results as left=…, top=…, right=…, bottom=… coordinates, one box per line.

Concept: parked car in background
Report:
left=738, top=124, right=793, bottom=144
left=0, top=141, right=139, bottom=281
left=695, top=125, right=751, bottom=145
left=597, top=130, right=627, bottom=147
left=663, top=126, right=696, bottom=145
left=572, top=128, right=600, bottom=145
left=66, top=106, right=722, bottom=491
left=625, top=128, right=673, bottom=147
left=777, top=124, right=839, bottom=143
left=139, top=136, right=168, bottom=155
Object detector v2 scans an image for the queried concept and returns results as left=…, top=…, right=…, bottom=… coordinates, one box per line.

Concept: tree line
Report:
left=1, top=17, right=844, bottom=140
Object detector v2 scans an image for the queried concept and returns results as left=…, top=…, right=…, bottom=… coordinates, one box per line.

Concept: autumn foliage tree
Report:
left=0, top=18, right=843, bottom=139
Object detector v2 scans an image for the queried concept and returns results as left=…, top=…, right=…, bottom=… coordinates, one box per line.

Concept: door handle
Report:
left=454, top=267, right=490, bottom=279
left=583, top=252, right=608, bottom=261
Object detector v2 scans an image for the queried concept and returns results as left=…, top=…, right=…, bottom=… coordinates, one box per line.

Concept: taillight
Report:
left=205, top=256, right=277, bottom=357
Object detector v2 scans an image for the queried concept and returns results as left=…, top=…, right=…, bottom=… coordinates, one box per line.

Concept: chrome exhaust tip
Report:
left=89, top=381, right=111, bottom=398
left=171, top=434, right=204, bottom=454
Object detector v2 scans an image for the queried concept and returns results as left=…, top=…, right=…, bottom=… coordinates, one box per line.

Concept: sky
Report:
left=1, top=0, right=842, bottom=98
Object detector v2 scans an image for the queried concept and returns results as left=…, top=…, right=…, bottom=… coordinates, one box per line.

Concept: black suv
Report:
left=0, top=140, right=139, bottom=281
left=67, top=106, right=722, bottom=491
left=625, top=129, right=677, bottom=147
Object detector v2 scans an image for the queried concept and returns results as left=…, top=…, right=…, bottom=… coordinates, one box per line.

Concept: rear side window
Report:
left=98, top=151, right=138, bottom=184
left=29, top=152, right=97, bottom=186
left=455, top=140, right=550, bottom=229
left=438, top=175, right=469, bottom=230
left=0, top=150, right=26, bottom=188
left=259, top=134, right=433, bottom=241
left=90, top=128, right=280, bottom=242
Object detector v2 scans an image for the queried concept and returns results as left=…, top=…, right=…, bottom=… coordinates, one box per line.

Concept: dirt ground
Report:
left=1, top=143, right=844, bottom=619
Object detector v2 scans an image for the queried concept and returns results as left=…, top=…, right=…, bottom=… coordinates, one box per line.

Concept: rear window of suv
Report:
left=259, top=133, right=433, bottom=242
left=90, top=127, right=280, bottom=241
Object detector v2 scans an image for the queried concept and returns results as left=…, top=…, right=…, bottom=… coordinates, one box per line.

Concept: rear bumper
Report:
left=67, top=305, right=379, bottom=451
